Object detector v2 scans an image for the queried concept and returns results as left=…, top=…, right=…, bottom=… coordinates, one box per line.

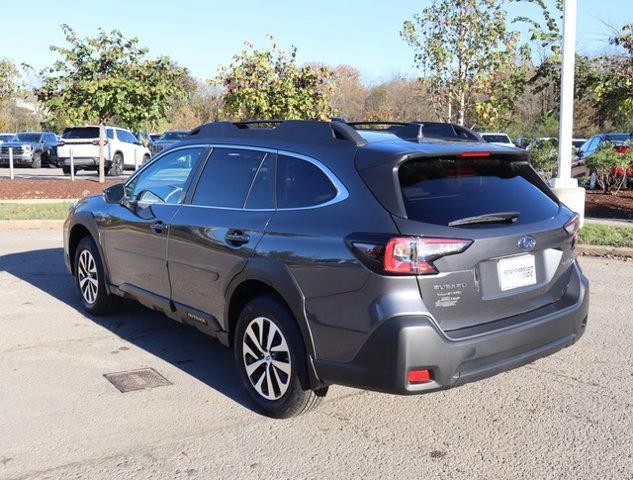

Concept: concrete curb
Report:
left=0, top=219, right=64, bottom=230
left=0, top=199, right=77, bottom=204
left=577, top=244, right=633, bottom=258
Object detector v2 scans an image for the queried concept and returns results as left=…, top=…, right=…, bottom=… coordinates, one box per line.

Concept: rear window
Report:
left=482, top=134, right=511, bottom=144
left=398, top=158, right=559, bottom=226
left=62, top=127, right=99, bottom=139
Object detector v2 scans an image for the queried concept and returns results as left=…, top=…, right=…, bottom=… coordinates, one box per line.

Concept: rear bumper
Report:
left=59, top=157, right=111, bottom=168
left=314, top=262, right=589, bottom=395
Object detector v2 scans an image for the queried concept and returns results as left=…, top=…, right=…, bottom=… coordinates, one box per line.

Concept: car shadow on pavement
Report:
left=1, top=247, right=254, bottom=411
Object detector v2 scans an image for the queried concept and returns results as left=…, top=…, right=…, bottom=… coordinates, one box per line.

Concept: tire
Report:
left=31, top=153, right=42, bottom=168
left=107, top=153, right=123, bottom=176
left=62, top=166, right=71, bottom=176
left=74, top=236, right=117, bottom=315
left=234, top=295, right=328, bottom=418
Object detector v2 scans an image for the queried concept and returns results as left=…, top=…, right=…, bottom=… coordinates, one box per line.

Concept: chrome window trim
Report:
left=179, top=144, right=349, bottom=212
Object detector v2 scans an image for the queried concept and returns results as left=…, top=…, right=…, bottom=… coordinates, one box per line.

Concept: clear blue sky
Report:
left=1, top=0, right=629, bottom=84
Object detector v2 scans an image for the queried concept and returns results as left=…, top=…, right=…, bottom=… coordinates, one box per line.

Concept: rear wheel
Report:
left=234, top=295, right=327, bottom=418
left=62, top=166, right=71, bottom=175
left=107, top=153, right=123, bottom=176
left=74, top=236, right=117, bottom=315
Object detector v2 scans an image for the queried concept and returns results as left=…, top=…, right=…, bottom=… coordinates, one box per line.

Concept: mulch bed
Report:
left=0, top=178, right=121, bottom=200
left=585, top=190, right=633, bottom=220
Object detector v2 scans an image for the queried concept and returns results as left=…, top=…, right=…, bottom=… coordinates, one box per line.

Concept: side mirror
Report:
left=104, top=183, right=126, bottom=204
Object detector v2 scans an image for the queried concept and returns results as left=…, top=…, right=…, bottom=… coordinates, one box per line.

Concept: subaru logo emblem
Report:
left=518, top=236, right=536, bottom=250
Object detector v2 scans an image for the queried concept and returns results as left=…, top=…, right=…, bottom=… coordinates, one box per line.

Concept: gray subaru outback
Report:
left=63, top=120, right=589, bottom=418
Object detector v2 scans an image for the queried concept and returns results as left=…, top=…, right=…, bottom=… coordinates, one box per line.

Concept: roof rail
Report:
left=188, top=120, right=367, bottom=147
left=347, top=120, right=482, bottom=143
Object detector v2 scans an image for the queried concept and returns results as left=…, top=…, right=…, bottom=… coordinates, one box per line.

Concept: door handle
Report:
left=225, top=230, right=250, bottom=245
left=151, top=220, right=166, bottom=234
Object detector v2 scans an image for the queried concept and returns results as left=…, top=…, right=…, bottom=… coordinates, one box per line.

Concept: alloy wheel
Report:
left=77, top=250, right=98, bottom=304
left=242, top=316, right=292, bottom=400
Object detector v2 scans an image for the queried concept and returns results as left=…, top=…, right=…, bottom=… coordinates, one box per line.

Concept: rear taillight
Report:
left=408, top=369, right=432, bottom=384
left=91, top=139, right=109, bottom=146
left=614, top=145, right=629, bottom=153
left=384, top=237, right=472, bottom=275
left=564, top=214, right=579, bottom=236
left=564, top=214, right=580, bottom=249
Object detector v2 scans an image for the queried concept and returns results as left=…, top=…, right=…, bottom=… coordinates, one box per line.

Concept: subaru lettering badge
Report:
left=518, top=236, right=536, bottom=250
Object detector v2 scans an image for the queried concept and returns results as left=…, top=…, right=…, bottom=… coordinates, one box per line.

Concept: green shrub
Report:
left=585, top=141, right=633, bottom=193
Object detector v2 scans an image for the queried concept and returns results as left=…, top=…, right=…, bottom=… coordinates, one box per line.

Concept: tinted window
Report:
left=106, top=129, right=114, bottom=140
left=62, top=127, right=99, bottom=139
left=482, top=134, right=511, bottom=144
left=399, top=158, right=559, bottom=226
left=192, top=148, right=267, bottom=208
left=160, top=131, right=189, bottom=141
left=125, top=147, right=204, bottom=204
left=245, top=154, right=275, bottom=209
left=16, top=133, right=42, bottom=142
left=276, top=155, right=337, bottom=208
left=117, top=130, right=138, bottom=143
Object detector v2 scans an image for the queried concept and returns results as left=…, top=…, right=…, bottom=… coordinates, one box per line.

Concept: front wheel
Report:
left=74, top=236, right=117, bottom=315
left=234, top=295, right=327, bottom=418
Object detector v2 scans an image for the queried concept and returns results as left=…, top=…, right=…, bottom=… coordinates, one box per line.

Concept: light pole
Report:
left=550, top=0, right=586, bottom=223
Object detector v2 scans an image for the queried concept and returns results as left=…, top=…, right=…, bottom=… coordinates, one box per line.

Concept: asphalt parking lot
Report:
left=1, top=229, right=632, bottom=480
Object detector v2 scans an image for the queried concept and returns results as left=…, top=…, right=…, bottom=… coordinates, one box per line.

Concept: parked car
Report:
left=0, top=131, right=58, bottom=168
left=572, top=133, right=633, bottom=180
left=57, top=126, right=151, bottom=176
left=149, top=133, right=162, bottom=142
left=0, top=133, right=17, bottom=144
left=480, top=132, right=515, bottom=147
left=572, top=138, right=587, bottom=150
left=63, top=120, right=588, bottom=418
left=149, top=130, right=190, bottom=155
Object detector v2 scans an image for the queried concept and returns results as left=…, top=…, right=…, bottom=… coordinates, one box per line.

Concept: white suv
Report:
left=57, top=126, right=151, bottom=176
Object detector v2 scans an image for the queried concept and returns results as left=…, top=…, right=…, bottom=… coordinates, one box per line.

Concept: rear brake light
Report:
left=459, top=151, right=490, bottom=158
left=408, top=369, right=432, bottom=384
left=384, top=237, right=472, bottom=275
left=91, top=139, right=109, bottom=146
left=564, top=214, right=580, bottom=249
left=564, top=214, right=579, bottom=236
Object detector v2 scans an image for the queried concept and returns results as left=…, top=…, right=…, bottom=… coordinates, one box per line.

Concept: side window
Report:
left=192, top=148, right=267, bottom=208
left=244, top=154, right=275, bottom=209
left=125, top=147, right=204, bottom=204
left=106, top=129, right=114, bottom=140
left=276, top=154, right=337, bottom=209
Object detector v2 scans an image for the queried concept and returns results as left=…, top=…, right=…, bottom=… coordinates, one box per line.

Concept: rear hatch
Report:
left=58, top=127, right=102, bottom=158
left=391, top=154, right=577, bottom=333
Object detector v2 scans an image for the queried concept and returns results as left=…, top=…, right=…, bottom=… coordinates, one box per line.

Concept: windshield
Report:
left=482, top=134, right=511, bottom=143
left=399, top=158, right=559, bottom=226
left=16, top=133, right=42, bottom=142
left=159, top=131, right=188, bottom=141
left=0, top=134, right=16, bottom=142
left=62, top=127, right=100, bottom=139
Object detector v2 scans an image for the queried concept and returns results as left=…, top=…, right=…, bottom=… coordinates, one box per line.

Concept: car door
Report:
left=167, top=147, right=276, bottom=323
left=101, top=146, right=208, bottom=300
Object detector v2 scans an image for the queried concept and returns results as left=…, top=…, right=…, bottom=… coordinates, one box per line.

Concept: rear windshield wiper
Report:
left=448, top=211, right=520, bottom=227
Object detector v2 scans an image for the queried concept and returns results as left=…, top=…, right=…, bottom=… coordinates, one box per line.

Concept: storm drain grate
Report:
left=104, top=367, right=172, bottom=393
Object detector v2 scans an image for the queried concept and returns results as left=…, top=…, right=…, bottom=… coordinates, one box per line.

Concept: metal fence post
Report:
left=9, top=148, right=14, bottom=180
left=70, top=148, right=75, bottom=182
